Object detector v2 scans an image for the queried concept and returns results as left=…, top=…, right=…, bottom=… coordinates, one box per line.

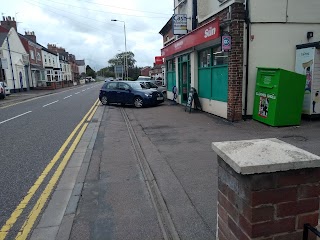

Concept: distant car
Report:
left=137, top=76, right=151, bottom=81
left=105, top=77, right=114, bottom=82
left=99, top=81, right=164, bottom=108
left=0, top=81, right=10, bottom=99
left=135, top=80, right=167, bottom=97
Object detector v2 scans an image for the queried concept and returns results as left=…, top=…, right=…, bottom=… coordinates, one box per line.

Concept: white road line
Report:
left=82, top=90, right=86, bottom=92
left=63, top=95, right=72, bottom=99
left=75, top=92, right=80, bottom=95
left=43, top=100, right=59, bottom=108
left=0, top=111, right=32, bottom=125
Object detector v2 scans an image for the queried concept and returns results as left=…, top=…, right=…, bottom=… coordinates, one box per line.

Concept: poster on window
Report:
left=295, top=47, right=320, bottom=115
left=258, top=96, right=269, bottom=118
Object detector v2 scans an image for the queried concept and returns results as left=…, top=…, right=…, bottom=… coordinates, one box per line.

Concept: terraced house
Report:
left=0, top=16, right=83, bottom=92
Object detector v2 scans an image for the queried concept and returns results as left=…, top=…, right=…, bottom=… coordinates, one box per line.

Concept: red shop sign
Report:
left=155, top=56, right=164, bottom=65
left=161, top=19, right=220, bottom=58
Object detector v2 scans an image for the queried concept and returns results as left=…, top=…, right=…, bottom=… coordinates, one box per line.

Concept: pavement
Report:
left=2, top=87, right=320, bottom=240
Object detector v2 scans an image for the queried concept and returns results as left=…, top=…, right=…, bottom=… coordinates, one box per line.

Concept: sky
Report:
left=2, top=0, right=173, bottom=70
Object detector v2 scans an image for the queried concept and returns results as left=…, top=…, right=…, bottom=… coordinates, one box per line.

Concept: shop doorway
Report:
left=178, top=54, right=191, bottom=103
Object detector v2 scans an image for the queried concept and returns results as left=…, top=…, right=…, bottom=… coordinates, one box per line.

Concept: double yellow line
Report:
left=0, top=99, right=100, bottom=240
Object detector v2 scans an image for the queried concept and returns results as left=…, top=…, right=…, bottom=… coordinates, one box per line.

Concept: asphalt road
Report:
left=0, top=83, right=102, bottom=234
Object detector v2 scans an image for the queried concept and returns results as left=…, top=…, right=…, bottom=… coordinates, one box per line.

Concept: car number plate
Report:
left=157, top=97, right=163, bottom=100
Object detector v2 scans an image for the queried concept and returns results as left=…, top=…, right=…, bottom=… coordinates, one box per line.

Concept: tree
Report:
left=86, top=65, right=96, bottom=78
left=108, top=51, right=136, bottom=69
left=97, top=67, right=115, bottom=78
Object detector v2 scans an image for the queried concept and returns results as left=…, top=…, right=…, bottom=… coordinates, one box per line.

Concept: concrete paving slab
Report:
left=56, top=167, right=81, bottom=190
left=30, top=226, right=59, bottom=240
left=37, top=189, right=72, bottom=228
left=55, top=214, right=75, bottom=240
left=67, top=152, right=86, bottom=167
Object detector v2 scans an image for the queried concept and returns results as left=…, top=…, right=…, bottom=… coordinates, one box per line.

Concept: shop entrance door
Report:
left=178, top=54, right=191, bottom=103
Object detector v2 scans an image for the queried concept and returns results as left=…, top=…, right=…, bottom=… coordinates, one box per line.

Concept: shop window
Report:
left=167, top=60, right=173, bottom=72
left=198, top=46, right=228, bottom=102
left=199, top=49, right=211, bottom=68
left=213, top=50, right=228, bottom=66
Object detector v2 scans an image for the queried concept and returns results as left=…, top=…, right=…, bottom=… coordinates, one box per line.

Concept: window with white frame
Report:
left=36, top=52, right=41, bottom=61
left=30, top=50, right=35, bottom=60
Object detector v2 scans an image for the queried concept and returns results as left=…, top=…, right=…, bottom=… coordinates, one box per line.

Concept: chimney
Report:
left=0, top=16, right=17, bottom=31
left=24, top=31, right=37, bottom=42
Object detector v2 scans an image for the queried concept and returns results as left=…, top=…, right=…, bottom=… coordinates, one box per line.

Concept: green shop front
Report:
left=161, top=19, right=230, bottom=119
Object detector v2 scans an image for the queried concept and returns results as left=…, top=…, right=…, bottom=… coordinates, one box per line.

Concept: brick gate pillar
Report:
left=212, top=138, right=320, bottom=240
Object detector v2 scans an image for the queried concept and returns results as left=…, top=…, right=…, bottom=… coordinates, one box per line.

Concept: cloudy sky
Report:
left=2, top=0, right=173, bottom=70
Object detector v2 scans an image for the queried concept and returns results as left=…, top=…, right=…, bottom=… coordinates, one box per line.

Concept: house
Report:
left=150, top=63, right=163, bottom=82
left=48, top=44, right=72, bottom=86
left=19, top=31, right=45, bottom=89
left=76, top=59, right=86, bottom=77
left=69, top=54, right=79, bottom=82
left=140, top=66, right=151, bottom=77
left=0, top=22, right=30, bottom=93
left=160, top=0, right=320, bottom=121
left=41, top=46, right=60, bottom=89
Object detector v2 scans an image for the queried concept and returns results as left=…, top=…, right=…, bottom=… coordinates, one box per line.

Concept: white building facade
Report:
left=0, top=27, right=30, bottom=93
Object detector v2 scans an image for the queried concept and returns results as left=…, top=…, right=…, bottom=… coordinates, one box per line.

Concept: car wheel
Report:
left=134, top=97, right=143, bottom=108
left=101, top=96, right=108, bottom=105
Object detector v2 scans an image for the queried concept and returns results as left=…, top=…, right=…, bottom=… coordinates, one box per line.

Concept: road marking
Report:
left=63, top=95, right=72, bottom=99
left=82, top=89, right=86, bottom=92
left=15, top=122, right=89, bottom=240
left=15, top=100, right=99, bottom=240
left=74, top=92, right=80, bottom=95
left=87, top=105, right=99, bottom=122
left=42, top=100, right=59, bottom=108
left=0, top=99, right=99, bottom=240
left=0, top=111, right=32, bottom=125
left=0, top=86, right=89, bottom=109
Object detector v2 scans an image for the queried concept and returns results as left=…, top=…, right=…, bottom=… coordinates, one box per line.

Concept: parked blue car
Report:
left=99, top=81, right=164, bottom=108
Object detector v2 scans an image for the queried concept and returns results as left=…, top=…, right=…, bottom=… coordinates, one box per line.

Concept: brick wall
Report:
left=198, top=3, right=245, bottom=121
left=217, top=157, right=319, bottom=240
left=227, top=3, right=245, bottom=121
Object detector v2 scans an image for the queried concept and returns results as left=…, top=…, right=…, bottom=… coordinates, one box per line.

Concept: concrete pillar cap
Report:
left=212, top=138, right=320, bottom=175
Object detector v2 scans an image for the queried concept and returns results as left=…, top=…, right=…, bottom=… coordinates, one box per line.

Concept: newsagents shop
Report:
left=161, top=18, right=243, bottom=121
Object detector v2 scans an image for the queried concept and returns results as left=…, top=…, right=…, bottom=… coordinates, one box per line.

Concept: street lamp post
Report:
left=111, top=19, right=128, bottom=80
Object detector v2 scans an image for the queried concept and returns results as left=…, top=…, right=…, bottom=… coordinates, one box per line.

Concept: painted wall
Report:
left=78, top=65, right=86, bottom=75
left=41, top=50, right=57, bottom=69
left=250, top=0, right=320, bottom=23
left=1, top=28, right=29, bottom=91
left=197, top=0, right=243, bottom=23
left=244, top=23, right=320, bottom=115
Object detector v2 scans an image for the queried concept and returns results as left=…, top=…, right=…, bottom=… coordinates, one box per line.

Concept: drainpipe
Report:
left=24, top=64, right=30, bottom=91
left=243, top=0, right=250, bottom=120
left=7, top=35, right=16, bottom=92
left=192, top=0, right=197, bottom=30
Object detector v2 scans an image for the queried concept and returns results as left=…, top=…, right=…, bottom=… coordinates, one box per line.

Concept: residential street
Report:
left=35, top=92, right=320, bottom=239
left=1, top=85, right=320, bottom=239
left=0, top=83, right=100, bottom=239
